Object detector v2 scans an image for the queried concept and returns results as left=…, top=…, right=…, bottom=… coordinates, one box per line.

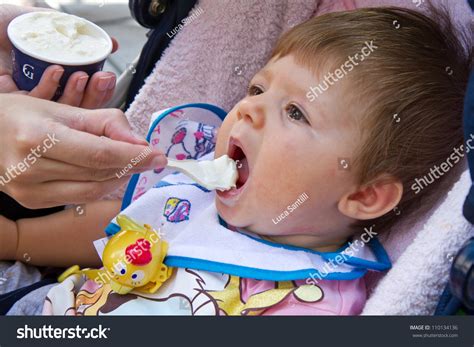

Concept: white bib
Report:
left=103, top=104, right=391, bottom=282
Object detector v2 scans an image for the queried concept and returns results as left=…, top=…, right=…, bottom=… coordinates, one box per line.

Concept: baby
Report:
left=0, top=7, right=471, bottom=315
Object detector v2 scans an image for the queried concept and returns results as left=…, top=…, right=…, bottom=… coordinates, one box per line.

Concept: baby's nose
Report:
left=237, top=99, right=265, bottom=129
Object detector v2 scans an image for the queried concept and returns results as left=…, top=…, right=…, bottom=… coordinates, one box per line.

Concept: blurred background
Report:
left=0, top=0, right=148, bottom=75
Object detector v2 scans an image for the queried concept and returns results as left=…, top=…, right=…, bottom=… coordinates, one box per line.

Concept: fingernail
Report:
left=53, top=69, right=64, bottom=83
left=76, top=76, right=89, bottom=92
left=151, top=155, right=167, bottom=168
left=98, top=76, right=112, bottom=92
left=107, top=75, right=116, bottom=90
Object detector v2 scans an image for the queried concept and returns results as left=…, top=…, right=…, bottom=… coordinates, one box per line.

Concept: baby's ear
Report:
left=337, top=174, right=403, bottom=220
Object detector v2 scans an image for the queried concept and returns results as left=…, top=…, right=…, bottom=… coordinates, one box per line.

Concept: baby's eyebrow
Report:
left=256, top=68, right=273, bottom=81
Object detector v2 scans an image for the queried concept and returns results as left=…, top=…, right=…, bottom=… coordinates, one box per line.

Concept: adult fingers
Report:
left=28, top=65, right=64, bottom=100
left=43, top=125, right=166, bottom=170
left=100, top=82, right=116, bottom=106
left=57, top=71, right=89, bottom=107
left=111, top=37, right=119, bottom=53
left=80, top=71, right=116, bottom=109
left=27, top=157, right=146, bottom=182
left=0, top=74, right=19, bottom=93
left=54, top=106, right=149, bottom=146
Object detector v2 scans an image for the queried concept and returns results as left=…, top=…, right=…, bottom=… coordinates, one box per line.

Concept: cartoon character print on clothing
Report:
left=152, top=118, right=218, bottom=176
left=72, top=268, right=325, bottom=316
left=208, top=275, right=324, bottom=316
left=166, top=121, right=217, bottom=160
left=193, top=123, right=217, bottom=159
left=74, top=269, right=225, bottom=316
left=153, top=119, right=218, bottom=174
left=166, top=127, right=192, bottom=160
left=163, top=197, right=191, bottom=223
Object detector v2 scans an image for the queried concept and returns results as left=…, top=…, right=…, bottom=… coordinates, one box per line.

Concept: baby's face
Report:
left=215, top=55, right=360, bottom=249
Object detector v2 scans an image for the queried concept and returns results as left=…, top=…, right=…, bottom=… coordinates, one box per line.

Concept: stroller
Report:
left=118, top=0, right=474, bottom=315
left=0, top=0, right=472, bottom=315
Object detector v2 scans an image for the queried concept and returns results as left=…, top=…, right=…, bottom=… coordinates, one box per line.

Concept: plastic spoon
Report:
left=167, top=155, right=238, bottom=191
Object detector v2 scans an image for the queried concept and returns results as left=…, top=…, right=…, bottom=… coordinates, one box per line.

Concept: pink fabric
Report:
left=239, top=278, right=367, bottom=315
left=125, top=0, right=318, bottom=138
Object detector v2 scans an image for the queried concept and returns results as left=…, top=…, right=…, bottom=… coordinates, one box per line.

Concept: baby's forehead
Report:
left=257, top=55, right=357, bottom=117
left=254, top=56, right=321, bottom=89
left=260, top=54, right=350, bottom=90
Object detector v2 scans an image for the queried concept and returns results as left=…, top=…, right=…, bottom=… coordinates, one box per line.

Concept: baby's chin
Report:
left=215, top=196, right=236, bottom=224
left=215, top=196, right=250, bottom=229
left=215, top=197, right=275, bottom=237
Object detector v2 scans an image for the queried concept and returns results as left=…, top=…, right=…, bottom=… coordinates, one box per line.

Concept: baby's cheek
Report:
left=254, top=170, right=301, bottom=210
left=214, top=128, right=229, bottom=157
left=214, top=112, right=237, bottom=156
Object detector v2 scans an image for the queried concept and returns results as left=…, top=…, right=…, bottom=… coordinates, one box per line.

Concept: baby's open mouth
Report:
left=228, top=138, right=249, bottom=189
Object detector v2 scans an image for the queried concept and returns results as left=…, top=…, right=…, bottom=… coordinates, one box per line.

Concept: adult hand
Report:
left=0, top=94, right=167, bottom=208
left=0, top=4, right=119, bottom=109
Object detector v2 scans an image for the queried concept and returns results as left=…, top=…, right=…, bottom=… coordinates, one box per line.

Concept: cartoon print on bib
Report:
left=164, top=121, right=217, bottom=161
left=125, top=103, right=226, bottom=208
left=167, top=127, right=191, bottom=160
left=193, top=123, right=217, bottom=158
left=164, top=197, right=191, bottom=223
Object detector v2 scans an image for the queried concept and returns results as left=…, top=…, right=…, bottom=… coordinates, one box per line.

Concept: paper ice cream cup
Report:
left=7, top=11, right=113, bottom=98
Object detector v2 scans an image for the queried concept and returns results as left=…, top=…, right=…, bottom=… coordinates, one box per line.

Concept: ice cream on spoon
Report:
left=167, top=155, right=238, bottom=191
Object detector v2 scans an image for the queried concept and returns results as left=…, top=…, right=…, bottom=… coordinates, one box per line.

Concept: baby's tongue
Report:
left=236, top=157, right=249, bottom=187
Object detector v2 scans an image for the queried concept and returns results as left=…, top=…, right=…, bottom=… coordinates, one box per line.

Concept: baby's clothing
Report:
left=44, top=169, right=381, bottom=315
left=43, top=104, right=391, bottom=316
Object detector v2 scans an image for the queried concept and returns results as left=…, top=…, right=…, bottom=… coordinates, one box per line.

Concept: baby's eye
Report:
left=247, top=84, right=263, bottom=96
left=286, top=104, right=309, bottom=124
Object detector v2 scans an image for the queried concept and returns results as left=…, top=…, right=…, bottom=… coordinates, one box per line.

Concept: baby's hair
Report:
left=271, top=6, right=472, bottom=232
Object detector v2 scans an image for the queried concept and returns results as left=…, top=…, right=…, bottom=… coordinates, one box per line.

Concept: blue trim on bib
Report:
left=121, top=173, right=140, bottom=211
left=164, top=255, right=368, bottom=281
left=338, top=237, right=391, bottom=271
left=121, top=103, right=226, bottom=211
left=105, top=223, right=120, bottom=236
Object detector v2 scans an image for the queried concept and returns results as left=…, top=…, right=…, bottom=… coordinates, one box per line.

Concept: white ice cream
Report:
left=8, top=12, right=112, bottom=65
left=167, top=155, right=238, bottom=191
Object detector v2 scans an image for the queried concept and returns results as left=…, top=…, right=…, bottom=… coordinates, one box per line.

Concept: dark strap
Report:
left=434, top=284, right=462, bottom=315
left=125, top=0, right=198, bottom=109
left=436, top=238, right=474, bottom=315
left=462, top=0, right=474, bottom=223
left=463, top=70, right=474, bottom=223
left=0, top=192, right=63, bottom=221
